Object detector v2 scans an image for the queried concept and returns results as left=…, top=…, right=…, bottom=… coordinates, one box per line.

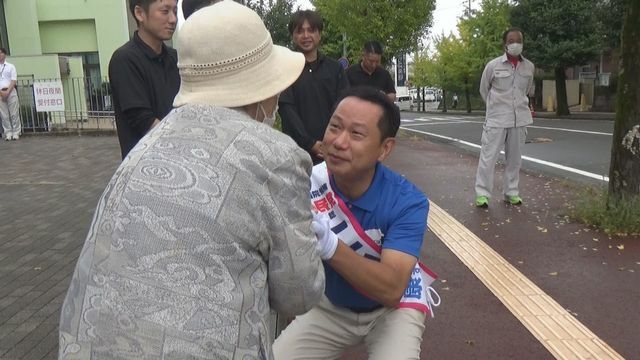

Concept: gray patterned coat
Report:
left=59, top=105, right=325, bottom=359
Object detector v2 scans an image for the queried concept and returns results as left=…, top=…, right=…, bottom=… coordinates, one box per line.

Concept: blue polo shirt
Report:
left=324, top=162, right=429, bottom=310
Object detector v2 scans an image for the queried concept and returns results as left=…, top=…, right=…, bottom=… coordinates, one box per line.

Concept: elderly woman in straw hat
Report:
left=58, top=2, right=325, bottom=359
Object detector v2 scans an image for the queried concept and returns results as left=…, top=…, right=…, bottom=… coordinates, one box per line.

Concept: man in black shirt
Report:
left=109, top=0, right=180, bottom=159
left=346, top=41, right=396, bottom=102
left=278, top=10, right=349, bottom=164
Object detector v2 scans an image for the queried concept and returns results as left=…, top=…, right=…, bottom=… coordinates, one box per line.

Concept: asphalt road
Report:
left=399, top=111, right=613, bottom=186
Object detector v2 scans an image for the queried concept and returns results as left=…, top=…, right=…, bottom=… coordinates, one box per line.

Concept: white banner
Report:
left=33, top=80, right=65, bottom=112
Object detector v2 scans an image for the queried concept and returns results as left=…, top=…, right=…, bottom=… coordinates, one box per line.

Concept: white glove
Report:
left=311, top=212, right=339, bottom=260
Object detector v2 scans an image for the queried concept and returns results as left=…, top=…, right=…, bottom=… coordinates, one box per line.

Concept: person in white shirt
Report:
left=0, top=47, right=20, bottom=141
left=475, top=27, right=535, bottom=207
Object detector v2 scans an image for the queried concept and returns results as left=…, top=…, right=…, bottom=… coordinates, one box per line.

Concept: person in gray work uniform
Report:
left=475, top=27, right=535, bottom=208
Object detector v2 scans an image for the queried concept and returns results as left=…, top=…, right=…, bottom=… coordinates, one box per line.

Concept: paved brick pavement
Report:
left=0, top=135, right=121, bottom=359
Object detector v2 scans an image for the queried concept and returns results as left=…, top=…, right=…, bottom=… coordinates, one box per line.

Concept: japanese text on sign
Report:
left=33, top=80, right=65, bottom=112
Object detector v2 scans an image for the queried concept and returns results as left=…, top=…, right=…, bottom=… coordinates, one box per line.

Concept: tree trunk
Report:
left=441, top=89, right=447, bottom=113
left=554, top=67, right=570, bottom=116
left=416, top=86, right=422, bottom=112
left=608, top=0, right=640, bottom=200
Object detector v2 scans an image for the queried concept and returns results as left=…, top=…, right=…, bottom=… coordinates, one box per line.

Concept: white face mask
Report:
left=506, top=43, right=523, bottom=57
left=256, top=95, right=279, bottom=127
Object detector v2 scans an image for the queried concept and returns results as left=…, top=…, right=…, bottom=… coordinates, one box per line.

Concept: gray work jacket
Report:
left=480, top=53, right=535, bottom=128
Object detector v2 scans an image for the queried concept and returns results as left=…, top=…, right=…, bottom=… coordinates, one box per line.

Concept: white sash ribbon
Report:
left=310, top=163, right=440, bottom=316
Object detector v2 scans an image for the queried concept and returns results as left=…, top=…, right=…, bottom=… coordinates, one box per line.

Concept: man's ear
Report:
left=134, top=5, right=146, bottom=24
left=377, top=137, right=396, bottom=162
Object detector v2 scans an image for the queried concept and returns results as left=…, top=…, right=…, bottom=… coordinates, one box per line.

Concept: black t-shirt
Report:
left=109, top=31, right=180, bottom=159
left=346, top=63, right=395, bottom=95
left=278, top=53, right=349, bottom=164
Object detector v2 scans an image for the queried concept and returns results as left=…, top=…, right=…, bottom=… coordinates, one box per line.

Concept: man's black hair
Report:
left=182, top=0, right=220, bottom=19
left=336, top=86, right=400, bottom=140
left=502, top=27, right=524, bottom=44
left=288, top=10, right=324, bottom=35
left=0, top=48, right=7, bottom=55
left=363, top=40, right=383, bottom=55
left=129, top=0, right=155, bottom=23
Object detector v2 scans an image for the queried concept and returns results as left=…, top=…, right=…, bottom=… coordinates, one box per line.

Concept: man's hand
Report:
left=0, top=89, right=8, bottom=101
left=311, top=212, right=338, bottom=260
left=311, top=141, right=324, bottom=159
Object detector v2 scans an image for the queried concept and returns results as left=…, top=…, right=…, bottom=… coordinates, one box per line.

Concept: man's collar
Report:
left=500, top=53, right=525, bottom=63
left=331, top=162, right=382, bottom=212
left=134, top=31, right=166, bottom=60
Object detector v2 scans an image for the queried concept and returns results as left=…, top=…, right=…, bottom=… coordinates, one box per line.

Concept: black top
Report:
left=346, top=63, right=395, bottom=95
left=278, top=53, right=349, bottom=164
left=109, top=31, right=180, bottom=159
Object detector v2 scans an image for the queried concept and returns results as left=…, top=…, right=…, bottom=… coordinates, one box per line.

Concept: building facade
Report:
left=0, top=0, right=134, bottom=130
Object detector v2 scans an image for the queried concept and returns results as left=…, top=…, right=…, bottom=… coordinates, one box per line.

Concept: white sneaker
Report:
left=12, top=134, right=19, bottom=140
left=4, top=134, right=10, bottom=141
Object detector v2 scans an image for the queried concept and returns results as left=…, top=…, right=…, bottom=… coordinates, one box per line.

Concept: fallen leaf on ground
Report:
left=465, top=340, right=475, bottom=346
left=592, top=238, right=599, bottom=242
left=536, top=226, right=548, bottom=233
left=617, top=244, right=625, bottom=250
left=440, top=279, right=447, bottom=283
left=549, top=272, right=558, bottom=276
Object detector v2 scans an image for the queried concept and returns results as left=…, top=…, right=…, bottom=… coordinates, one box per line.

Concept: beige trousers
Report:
left=273, top=295, right=426, bottom=360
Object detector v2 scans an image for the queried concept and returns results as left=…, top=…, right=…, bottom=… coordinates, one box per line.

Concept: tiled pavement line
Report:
left=427, top=201, right=624, bottom=360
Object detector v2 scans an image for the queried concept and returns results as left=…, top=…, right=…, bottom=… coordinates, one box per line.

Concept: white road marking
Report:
left=401, top=127, right=610, bottom=182
left=403, top=117, right=612, bottom=136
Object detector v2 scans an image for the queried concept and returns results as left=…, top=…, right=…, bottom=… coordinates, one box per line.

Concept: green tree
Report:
left=245, top=0, right=296, bottom=46
left=262, top=0, right=295, bottom=46
left=608, top=0, right=640, bottom=200
left=510, top=0, right=603, bottom=116
left=597, top=0, right=624, bottom=50
left=458, top=0, right=511, bottom=112
left=312, top=0, right=436, bottom=63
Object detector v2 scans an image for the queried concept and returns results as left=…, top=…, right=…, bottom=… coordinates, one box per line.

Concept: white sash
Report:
left=310, top=163, right=440, bottom=316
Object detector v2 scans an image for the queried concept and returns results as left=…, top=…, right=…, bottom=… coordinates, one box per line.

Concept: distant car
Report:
left=394, top=95, right=414, bottom=111
left=424, top=90, right=436, bottom=102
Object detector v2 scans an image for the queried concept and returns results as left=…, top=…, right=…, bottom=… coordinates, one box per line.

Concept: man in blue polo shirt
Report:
left=273, top=86, right=431, bottom=359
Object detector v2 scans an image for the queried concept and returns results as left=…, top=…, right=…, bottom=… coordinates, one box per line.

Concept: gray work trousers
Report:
left=475, top=126, right=527, bottom=198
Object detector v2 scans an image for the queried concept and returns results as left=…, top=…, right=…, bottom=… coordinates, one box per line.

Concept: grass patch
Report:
left=570, top=187, right=640, bottom=236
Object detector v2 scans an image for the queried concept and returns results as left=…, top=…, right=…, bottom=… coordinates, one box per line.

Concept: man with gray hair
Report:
left=59, top=2, right=326, bottom=358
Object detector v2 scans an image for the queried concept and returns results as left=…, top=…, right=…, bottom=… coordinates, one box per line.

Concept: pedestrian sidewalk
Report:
left=0, top=135, right=637, bottom=359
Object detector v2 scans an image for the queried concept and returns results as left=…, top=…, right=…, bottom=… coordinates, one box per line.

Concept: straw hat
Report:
left=173, top=1, right=304, bottom=108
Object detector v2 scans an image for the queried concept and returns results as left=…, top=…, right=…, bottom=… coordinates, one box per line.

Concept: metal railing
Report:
left=15, top=76, right=115, bottom=133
